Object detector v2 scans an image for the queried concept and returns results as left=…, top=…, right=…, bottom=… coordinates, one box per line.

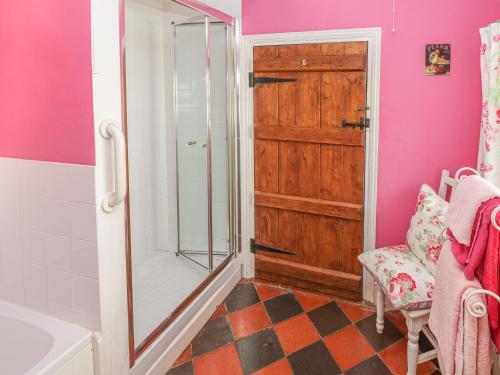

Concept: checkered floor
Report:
left=167, top=280, right=440, bottom=375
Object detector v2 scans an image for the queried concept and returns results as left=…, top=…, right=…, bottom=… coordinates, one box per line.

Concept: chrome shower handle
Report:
left=185, top=140, right=207, bottom=148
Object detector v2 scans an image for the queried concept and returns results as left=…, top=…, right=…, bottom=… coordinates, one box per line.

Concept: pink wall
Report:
left=0, top=1, right=94, bottom=165
left=242, top=0, right=500, bottom=246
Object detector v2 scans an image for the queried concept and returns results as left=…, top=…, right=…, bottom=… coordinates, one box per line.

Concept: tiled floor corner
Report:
left=167, top=280, right=441, bottom=375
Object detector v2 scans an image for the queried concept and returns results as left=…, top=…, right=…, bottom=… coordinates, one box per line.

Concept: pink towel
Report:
left=483, top=218, right=500, bottom=350
left=429, top=243, right=493, bottom=375
left=448, top=198, right=500, bottom=350
left=445, top=175, right=500, bottom=246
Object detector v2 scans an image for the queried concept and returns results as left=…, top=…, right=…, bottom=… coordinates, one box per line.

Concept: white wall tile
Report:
left=47, top=270, right=74, bottom=307
left=24, top=263, right=47, bottom=299
left=0, top=157, right=100, bottom=330
left=73, top=276, right=100, bottom=316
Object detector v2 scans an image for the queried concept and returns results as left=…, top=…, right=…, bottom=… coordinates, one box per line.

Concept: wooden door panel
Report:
left=342, top=145, right=365, bottom=204
left=278, top=210, right=301, bottom=255
left=254, top=127, right=363, bottom=146
left=254, top=73, right=278, bottom=127
left=343, top=72, right=367, bottom=123
left=321, top=42, right=345, bottom=56
left=254, top=46, right=278, bottom=59
left=298, top=73, right=321, bottom=128
left=277, top=73, right=298, bottom=127
left=298, top=143, right=320, bottom=198
left=254, top=41, right=367, bottom=299
left=255, top=193, right=362, bottom=222
left=278, top=142, right=300, bottom=195
left=342, top=220, right=364, bottom=274
left=321, top=72, right=343, bottom=128
left=317, top=216, right=343, bottom=271
left=320, top=144, right=343, bottom=202
left=254, top=140, right=278, bottom=193
left=254, top=55, right=366, bottom=73
left=255, top=206, right=279, bottom=248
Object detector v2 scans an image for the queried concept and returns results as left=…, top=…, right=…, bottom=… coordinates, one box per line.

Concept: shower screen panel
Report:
left=123, top=0, right=238, bottom=363
left=175, top=20, right=211, bottom=269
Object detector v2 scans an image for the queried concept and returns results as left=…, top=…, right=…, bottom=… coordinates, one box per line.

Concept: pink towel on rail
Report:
left=445, top=175, right=500, bottom=246
left=448, top=198, right=500, bottom=350
left=429, top=243, right=493, bottom=375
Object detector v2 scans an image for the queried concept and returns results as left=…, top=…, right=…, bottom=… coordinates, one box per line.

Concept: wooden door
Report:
left=253, top=42, right=367, bottom=300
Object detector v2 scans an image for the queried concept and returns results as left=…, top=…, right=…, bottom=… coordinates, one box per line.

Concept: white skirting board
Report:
left=130, top=258, right=242, bottom=375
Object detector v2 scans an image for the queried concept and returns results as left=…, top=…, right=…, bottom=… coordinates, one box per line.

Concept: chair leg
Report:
left=375, top=285, right=385, bottom=334
left=406, top=318, right=423, bottom=375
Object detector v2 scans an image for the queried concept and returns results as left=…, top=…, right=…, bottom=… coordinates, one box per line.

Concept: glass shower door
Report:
left=175, top=19, right=210, bottom=269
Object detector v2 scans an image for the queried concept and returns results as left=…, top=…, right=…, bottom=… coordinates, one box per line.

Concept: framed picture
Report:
left=425, top=44, right=451, bottom=76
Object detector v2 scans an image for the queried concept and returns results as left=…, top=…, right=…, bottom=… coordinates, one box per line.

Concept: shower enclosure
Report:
left=123, top=0, right=239, bottom=363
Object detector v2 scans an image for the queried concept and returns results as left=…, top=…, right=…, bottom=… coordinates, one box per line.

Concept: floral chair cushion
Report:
left=358, top=245, right=435, bottom=310
left=406, top=184, right=449, bottom=275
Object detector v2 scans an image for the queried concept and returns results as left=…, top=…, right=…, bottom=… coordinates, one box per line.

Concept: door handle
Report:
left=100, top=119, right=127, bottom=213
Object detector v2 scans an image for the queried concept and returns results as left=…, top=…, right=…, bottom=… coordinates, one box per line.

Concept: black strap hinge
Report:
left=250, top=238, right=295, bottom=255
left=249, top=72, right=297, bottom=88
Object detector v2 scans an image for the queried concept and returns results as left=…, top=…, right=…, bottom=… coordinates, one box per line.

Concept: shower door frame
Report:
left=121, top=1, right=240, bottom=366
left=173, top=18, right=233, bottom=270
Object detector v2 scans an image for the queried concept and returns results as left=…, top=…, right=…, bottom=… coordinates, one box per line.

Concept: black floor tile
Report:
left=419, top=332, right=435, bottom=352
left=225, top=283, right=260, bottom=313
left=166, top=361, right=194, bottom=375
left=263, top=293, right=303, bottom=324
left=345, top=355, right=392, bottom=375
left=287, top=340, right=341, bottom=375
left=235, top=328, right=285, bottom=374
left=191, top=316, right=234, bottom=356
left=356, top=314, right=404, bottom=352
left=307, top=301, right=351, bottom=337
left=432, top=358, right=440, bottom=369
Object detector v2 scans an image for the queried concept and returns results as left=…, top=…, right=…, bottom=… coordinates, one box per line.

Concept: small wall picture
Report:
left=425, top=44, right=451, bottom=76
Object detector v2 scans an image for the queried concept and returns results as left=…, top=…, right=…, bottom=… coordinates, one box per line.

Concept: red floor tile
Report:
left=193, top=343, right=243, bottom=375
left=337, top=301, right=374, bottom=323
left=294, top=291, right=331, bottom=312
left=229, top=302, right=271, bottom=340
left=173, top=344, right=192, bottom=367
left=210, top=304, right=227, bottom=320
left=379, top=339, right=437, bottom=375
left=251, top=358, right=293, bottom=375
left=255, top=283, right=287, bottom=301
left=387, top=311, right=408, bottom=334
left=323, top=324, right=375, bottom=371
left=274, top=313, right=321, bottom=355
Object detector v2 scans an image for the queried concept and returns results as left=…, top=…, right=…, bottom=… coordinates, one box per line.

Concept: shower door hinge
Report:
left=250, top=238, right=295, bottom=255
left=248, top=72, right=297, bottom=88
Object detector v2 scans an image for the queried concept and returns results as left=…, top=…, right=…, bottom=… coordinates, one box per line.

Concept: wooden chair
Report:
left=364, top=168, right=471, bottom=375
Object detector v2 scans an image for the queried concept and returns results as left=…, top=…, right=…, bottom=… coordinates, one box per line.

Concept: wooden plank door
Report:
left=253, top=42, right=367, bottom=300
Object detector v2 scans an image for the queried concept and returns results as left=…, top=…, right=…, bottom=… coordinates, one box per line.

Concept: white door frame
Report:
left=239, top=27, right=382, bottom=303
left=90, top=0, right=130, bottom=373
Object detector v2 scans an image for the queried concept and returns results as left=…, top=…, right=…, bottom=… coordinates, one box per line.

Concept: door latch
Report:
left=342, top=117, right=370, bottom=129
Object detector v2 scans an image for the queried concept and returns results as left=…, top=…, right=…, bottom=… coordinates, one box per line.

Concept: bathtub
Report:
left=0, top=301, right=94, bottom=375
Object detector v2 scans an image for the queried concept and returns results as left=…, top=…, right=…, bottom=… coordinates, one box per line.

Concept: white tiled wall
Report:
left=0, top=157, right=100, bottom=330
left=125, top=1, right=178, bottom=266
